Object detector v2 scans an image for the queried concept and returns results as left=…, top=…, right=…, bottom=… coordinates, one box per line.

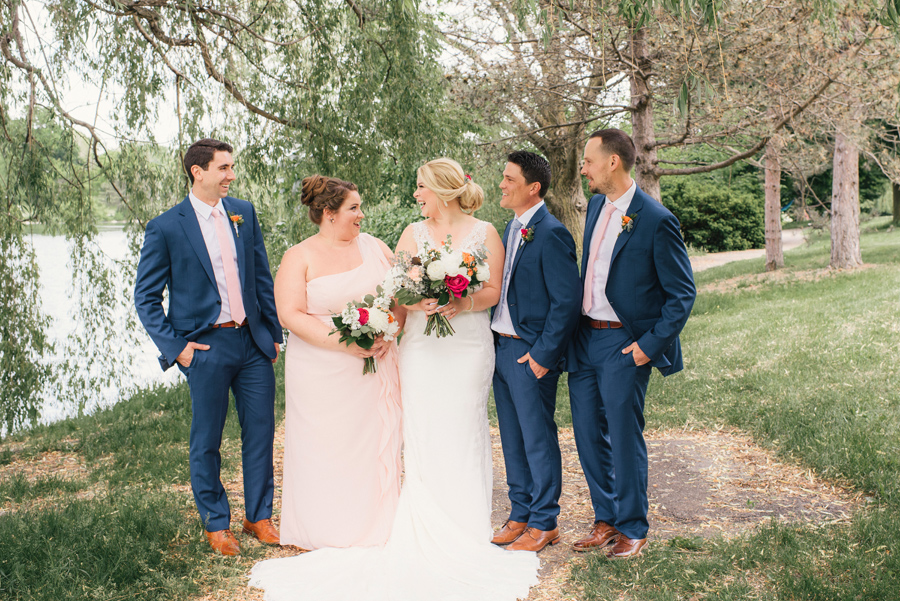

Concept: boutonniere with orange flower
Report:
left=227, top=211, right=244, bottom=237
left=520, top=226, right=535, bottom=245
left=619, top=213, right=637, bottom=236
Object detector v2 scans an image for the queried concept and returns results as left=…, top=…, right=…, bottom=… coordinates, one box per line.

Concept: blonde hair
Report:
left=417, top=158, right=484, bottom=213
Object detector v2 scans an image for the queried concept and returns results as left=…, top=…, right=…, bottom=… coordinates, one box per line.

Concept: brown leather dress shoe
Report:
left=506, top=527, right=560, bottom=552
left=491, top=520, right=528, bottom=545
left=242, top=518, right=281, bottom=545
left=573, top=521, right=620, bottom=553
left=606, top=536, right=648, bottom=558
left=206, top=529, right=241, bottom=556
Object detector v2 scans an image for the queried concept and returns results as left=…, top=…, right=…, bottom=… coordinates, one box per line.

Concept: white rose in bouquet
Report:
left=366, top=307, right=391, bottom=333
left=476, top=261, right=490, bottom=282
left=384, top=320, right=400, bottom=341
left=426, top=259, right=449, bottom=281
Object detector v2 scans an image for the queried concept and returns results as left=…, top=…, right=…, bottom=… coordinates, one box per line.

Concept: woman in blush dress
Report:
left=250, top=161, right=539, bottom=601
left=272, top=175, right=401, bottom=550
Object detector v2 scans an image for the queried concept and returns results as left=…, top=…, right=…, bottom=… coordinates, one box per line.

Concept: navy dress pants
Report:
left=568, top=324, right=652, bottom=540
left=179, top=326, right=276, bottom=532
left=492, top=335, right=562, bottom=531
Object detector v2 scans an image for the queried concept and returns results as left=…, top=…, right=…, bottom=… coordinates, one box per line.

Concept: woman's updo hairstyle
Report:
left=300, top=174, right=358, bottom=225
left=417, top=158, right=484, bottom=213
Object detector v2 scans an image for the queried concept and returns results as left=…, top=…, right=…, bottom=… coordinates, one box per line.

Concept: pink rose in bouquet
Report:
left=444, top=274, right=470, bottom=298
left=357, top=307, right=370, bottom=325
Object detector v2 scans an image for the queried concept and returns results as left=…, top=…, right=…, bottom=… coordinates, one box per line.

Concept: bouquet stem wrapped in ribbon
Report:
left=387, top=235, right=490, bottom=338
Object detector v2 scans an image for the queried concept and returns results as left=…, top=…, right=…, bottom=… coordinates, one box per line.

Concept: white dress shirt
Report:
left=585, top=181, right=636, bottom=321
left=491, top=201, right=545, bottom=337
left=189, top=192, right=242, bottom=324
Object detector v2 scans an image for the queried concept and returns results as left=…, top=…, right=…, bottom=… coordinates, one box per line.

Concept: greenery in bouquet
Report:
left=331, top=287, right=399, bottom=374
left=387, top=235, right=490, bottom=337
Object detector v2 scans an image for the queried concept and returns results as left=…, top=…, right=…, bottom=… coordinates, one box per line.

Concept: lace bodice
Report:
left=412, top=220, right=489, bottom=256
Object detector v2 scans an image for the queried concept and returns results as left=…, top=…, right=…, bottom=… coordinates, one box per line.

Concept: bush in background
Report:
left=662, top=179, right=765, bottom=252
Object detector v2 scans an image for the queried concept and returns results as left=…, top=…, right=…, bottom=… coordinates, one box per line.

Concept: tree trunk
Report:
left=830, top=125, right=862, bottom=269
left=764, top=134, right=784, bottom=271
left=629, top=26, right=661, bottom=202
left=892, top=181, right=900, bottom=225
left=544, top=140, right=587, bottom=248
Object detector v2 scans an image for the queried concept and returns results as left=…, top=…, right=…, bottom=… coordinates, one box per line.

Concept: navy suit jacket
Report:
left=134, top=196, right=283, bottom=371
left=495, top=204, right=582, bottom=370
left=577, top=185, right=696, bottom=376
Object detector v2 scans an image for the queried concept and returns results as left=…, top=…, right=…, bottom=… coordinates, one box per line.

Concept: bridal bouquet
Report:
left=331, top=286, right=399, bottom=374
left=386, top=235, right=490, bottom=338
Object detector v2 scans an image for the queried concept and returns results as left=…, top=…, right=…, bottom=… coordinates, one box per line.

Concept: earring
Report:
left=330, top=218, right=334, bottom=223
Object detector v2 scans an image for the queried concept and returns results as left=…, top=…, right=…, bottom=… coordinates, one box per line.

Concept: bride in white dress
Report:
left=249, top=159, right=539, bottom=600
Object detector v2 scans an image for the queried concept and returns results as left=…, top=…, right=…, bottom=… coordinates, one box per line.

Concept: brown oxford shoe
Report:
left=506, top=527, right=560, bottom=552
left=573, top=520, right=620, bottom=553
left=491, top=520, right=528, bottom=545
left=206, top=529, right=241, bottom=556
left=242, top=518, right=281, bottom=545
left=606, top=536, right=648, bottom=558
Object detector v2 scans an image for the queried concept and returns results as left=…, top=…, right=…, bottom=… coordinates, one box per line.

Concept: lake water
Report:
left=28, top=226, right=180, bottom=425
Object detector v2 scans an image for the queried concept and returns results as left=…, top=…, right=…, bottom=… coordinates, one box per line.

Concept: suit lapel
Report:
left=221, top=198, right=247, bottom=288
left=510, top=204, right=549, bottom=279
left=609, top=186, right=647, bottom=266
left=177, top=197, right=217, bottom=290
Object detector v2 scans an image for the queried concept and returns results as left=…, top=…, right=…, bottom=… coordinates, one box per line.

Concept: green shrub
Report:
left=662, top=179, right=765, bottom=252
left=361, top=199, right=422, bottom=249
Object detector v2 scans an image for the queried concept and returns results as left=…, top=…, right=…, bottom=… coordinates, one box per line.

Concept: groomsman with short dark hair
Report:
left=490, top=151, right=582, bottom=552
left=568, top=129, right=696, bottom=558
left=134, top=138, right=283, bottom=555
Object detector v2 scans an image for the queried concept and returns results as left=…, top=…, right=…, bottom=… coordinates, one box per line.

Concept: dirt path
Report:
left=690, top=229, right=806, bottom=273
left=188, top=420, right=858, bottom=601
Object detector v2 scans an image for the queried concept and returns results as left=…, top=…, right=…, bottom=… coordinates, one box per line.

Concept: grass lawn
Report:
left=0, top=367, right=287, bottom=600
left=2, top=218, right=899, bottom=599
left=572, top=218, right=900, bottom=599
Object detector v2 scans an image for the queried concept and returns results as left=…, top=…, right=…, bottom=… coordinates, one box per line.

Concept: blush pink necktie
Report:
left=582, top=203, right=617, bottom=313
left=212, top=208, right=246, bottom=324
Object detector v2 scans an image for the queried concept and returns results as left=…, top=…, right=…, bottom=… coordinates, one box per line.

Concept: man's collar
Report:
left=189, top=191, right=223, bottom=219
left=516, top=200, right=545, bottom=227
left=607, top=180, right=636, bottom=213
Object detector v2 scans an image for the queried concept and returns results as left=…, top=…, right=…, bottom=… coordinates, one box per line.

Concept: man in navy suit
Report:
left=490, top=151, right=582, bottom=552
left=568, top=129, right=696, bottom=558
left=134, top=139, right=283, bottom=556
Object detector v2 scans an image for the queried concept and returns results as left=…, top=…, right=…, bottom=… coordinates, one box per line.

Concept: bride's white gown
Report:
left=249, top=221, right=539, bottom=600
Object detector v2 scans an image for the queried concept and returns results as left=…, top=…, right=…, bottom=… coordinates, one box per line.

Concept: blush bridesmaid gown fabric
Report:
left=250, top=222, right=539, bottom=601
left=279, top=233, right=402, bottom=550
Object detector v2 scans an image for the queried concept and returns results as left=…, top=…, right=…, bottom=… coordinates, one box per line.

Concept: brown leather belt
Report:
left=498, top=333, right=522, bottom=339
left=213, top=318, right=248, bottom=329
left=586, top=318, right=623, bottom=329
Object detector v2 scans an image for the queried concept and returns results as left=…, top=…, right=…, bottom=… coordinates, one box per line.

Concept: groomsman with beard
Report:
left=568, top=129, right=695, bottom=558
left=134, top=139, right=283, bottom=556
left=490, top=151, right=582, bottom=552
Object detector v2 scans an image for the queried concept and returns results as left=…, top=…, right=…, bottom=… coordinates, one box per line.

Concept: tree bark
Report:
left=892, top=181, right=900, bottom=226
left=764, top=134, right=784, bottom=271
left=629, top=26, right=661, bottom=202
left=830, top=125, right=863, bottom=269
left=544, top=139, right=587, bottom=248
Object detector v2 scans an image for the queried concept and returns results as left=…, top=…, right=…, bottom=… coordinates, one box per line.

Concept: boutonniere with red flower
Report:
left=520, top=226, right=535, bottom=245
left=227, top=211, right=244, bottom=237
left=619, top=213, right=637, bottom=236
